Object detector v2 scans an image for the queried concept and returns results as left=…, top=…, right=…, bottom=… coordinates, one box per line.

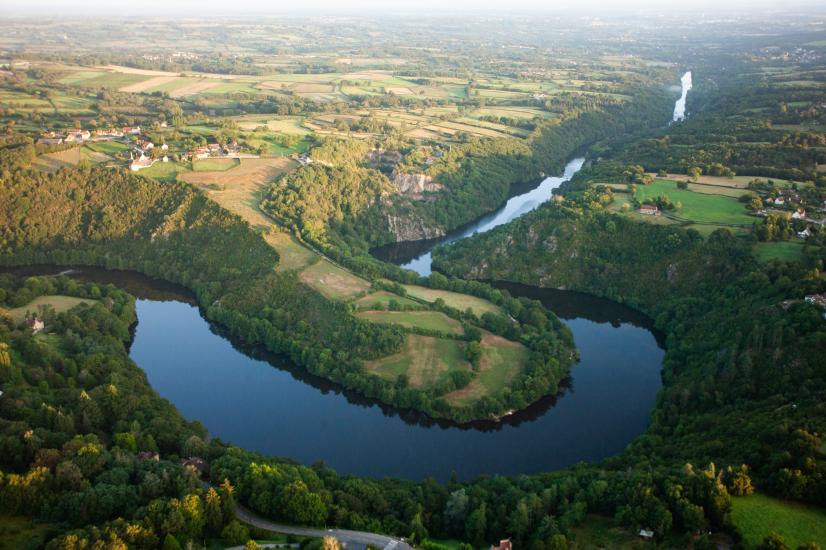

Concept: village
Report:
left=35, top=122, right=262, bottom=173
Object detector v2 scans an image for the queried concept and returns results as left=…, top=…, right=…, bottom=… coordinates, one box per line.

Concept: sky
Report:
left=2, top=0, right=825, bottom=17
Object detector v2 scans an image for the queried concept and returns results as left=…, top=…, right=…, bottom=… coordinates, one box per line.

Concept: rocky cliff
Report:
left=392, top=172, right=443, bottom=196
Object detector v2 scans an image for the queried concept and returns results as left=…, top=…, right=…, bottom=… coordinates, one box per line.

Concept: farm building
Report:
left=637, top=204, right=661, bottom=216
left=24, top=317, right=45, bottom=334
left=491, top=540, right=512, bottom=550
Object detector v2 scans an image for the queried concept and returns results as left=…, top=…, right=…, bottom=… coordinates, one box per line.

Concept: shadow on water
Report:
left=3, top=263, right=664, bottom=480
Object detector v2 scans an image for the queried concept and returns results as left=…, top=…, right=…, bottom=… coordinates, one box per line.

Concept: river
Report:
left=6, top=265, right=663, bottom=481
left=1, top=74, right=690, bottom=481
left=673, top=71, right=692, bottom=122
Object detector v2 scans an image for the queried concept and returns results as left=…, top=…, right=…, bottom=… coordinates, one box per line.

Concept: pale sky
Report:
left=1, top=0, right=824, bottom=17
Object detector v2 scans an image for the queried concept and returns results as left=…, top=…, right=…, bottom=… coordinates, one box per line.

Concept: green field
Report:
left=754, top=241, right=806, bottom=263
left=193, top=158, right=240, bottom=171
left=8, top=295, right=97, bottom=323
left=356, top=310, right=464, bottom=335
left=84, top=141, right=129, bottom=155
left=365, top=334, right=469, bottom=388
left=401, top=285, right=502, bottom=316
left=635, top=179, right=756, bottom=225
left=298, top=259, right=371, bottom=300
left=445, top=334, right=528, bottom=406
left=354, top=291, right=421, bottom=310
left=731, top=494, right=826, bottom=548
left=139, top=161, right=190, bottom=183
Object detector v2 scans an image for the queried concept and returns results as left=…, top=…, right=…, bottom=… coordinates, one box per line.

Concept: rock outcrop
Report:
left=385, top=213, right=445, bottom=242
left=392, top=172, right=443, bottom=196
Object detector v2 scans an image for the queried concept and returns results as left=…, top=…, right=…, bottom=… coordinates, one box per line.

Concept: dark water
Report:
left=372, top=157, right=585, bottom=276
left=4, top=265, right=662, bottom=481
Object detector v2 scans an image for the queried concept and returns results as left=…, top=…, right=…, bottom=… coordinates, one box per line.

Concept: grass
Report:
left=355, top=310, right=464, bottom=335
left=354, top=291, right=421, bottom=310
left=0, top=515, right=51, bottom=550
left=140, top=161, right=190, bottom=183
left=401, top=285, right=502, bottom=317
left=445, top=334, right=528, bottom=406
left=365, top=334, right=469, bottom=389
left=8, top=295, right=97, bottom=323
left=192, top=158, right=240, bottom=171
left=298, top=259, right=371, bottom=301
left=731, top=494, right=826, bottom=548
left=32, top=147, right=81, bottom=172
left=754, top=241, right=806, bottom=263
left=635, top=179, right=756, bottom=226
left=84, top=141, right=129, bottom=155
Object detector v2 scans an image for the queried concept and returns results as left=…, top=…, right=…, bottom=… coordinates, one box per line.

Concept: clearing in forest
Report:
left=180, top=156, right=318, bottom=270
left=364, top=334, right=470, bottom=389
left=731, top=494, right=826, bottom=549
left=298, top=259, right=371, bottom=301
left=402, top=285, right=502, bottom=317
left=444, top=334, right=528, bottom=406
left=32, top=148, right=81, bottom=172
left=355, top=310, right=464, bottom=335
left=354, top=291, right=420, bottom=310
left=8, top=295, right=97, bottom=323
left=634, top=179, right=756, bottom=226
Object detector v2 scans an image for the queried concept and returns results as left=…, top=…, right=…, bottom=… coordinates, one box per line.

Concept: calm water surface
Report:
left=3, top=265, right=663, bottom=481
left=2, top=74, right=691, bottom=480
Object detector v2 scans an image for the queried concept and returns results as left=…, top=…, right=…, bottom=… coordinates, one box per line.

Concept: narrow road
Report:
left=234, top=503, right=413, bottom=550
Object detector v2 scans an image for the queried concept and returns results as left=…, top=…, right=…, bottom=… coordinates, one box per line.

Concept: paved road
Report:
left=235, top=503, right=413, bottom=550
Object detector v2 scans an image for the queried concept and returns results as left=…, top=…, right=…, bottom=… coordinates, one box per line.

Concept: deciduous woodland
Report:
left=0, top=11, right=825, bottom=550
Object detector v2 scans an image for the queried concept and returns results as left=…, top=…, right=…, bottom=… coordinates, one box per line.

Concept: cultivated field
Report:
left=32, top=147, right=81, bottom=172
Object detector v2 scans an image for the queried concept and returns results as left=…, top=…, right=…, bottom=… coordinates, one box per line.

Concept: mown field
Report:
left=633, top=179, right=756, bottom=226
left=401, top=285, right=502, bottom=316
left=355, top=310, right=465, bottom=335
left=8, top=295, right=97, bottom=323
left=731, top=494, right=826, bottom=548
left=445, top=334, right=528, bottom=406
left=365, top=334, right=470, bottom=389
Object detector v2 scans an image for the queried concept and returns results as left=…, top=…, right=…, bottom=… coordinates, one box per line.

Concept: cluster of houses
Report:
left=183, top=141, right=257, bottom=161
left=36, top=125, right=142, bottom=147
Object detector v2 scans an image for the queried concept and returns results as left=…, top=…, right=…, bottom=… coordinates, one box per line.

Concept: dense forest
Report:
left=0, top=158, right=577, bottom=424
left=431, top=65, right=826, bottom=547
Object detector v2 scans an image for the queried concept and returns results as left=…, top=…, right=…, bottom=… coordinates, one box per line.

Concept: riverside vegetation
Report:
left=1, top=12, right=826, bottom=550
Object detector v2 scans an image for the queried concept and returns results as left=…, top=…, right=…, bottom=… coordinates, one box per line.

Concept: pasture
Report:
left=192, top=158, right=239, bottom=172
left=354, top=291, right=421, bottom=310
left=0, top=515, right=50, bottom=550
left=444, top=334, right=528, bottom=406
left=8, top=295, right=97, bottom=323
left=355, top=310, right=464, bottom=335
left=731, top=494, right=826, bottom=548
left=401, top=285, right=502, bottom=316
left=364, top=334, right=469, bottom=389
left=634, top=179, right=756, bottom=226
left=754, top=241, right=806, bottom=263
left=298, top=259, right=371, bottom=301
left=138, top=161, right=189, bottom=183
left=32, top=147, right=81, bottom=172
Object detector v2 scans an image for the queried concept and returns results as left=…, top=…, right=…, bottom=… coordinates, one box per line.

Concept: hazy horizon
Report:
left=3, top=0, right=826, bottom=18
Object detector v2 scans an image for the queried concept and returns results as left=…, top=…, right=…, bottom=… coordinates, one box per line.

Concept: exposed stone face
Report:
left=385, top=213, right=446, bottom=242
left=392, top=172, right=443, bottom=196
